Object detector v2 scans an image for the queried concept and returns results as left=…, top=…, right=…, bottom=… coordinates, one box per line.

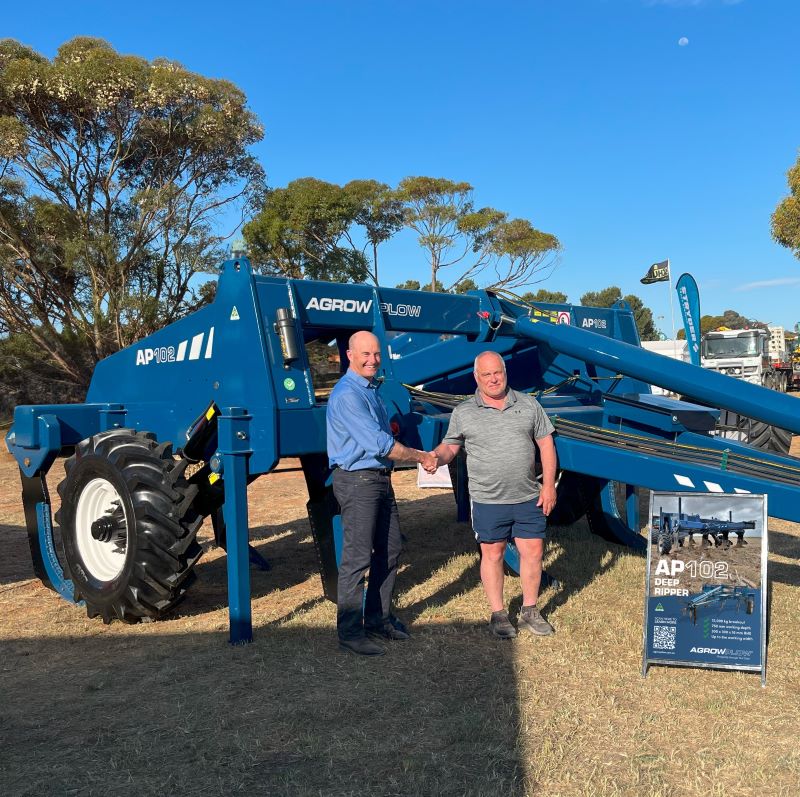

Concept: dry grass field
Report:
left=1, top=447, right=800, bottom=796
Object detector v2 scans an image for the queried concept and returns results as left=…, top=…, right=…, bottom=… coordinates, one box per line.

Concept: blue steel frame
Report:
left=7, top=257, right=800, bottom=644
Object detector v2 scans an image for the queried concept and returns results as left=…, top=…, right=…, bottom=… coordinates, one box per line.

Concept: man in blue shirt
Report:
left=327, top=330, right=437, bottom=656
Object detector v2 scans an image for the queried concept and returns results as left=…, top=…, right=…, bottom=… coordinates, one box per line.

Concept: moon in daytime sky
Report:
left=678, top=37, right=689, bottom=46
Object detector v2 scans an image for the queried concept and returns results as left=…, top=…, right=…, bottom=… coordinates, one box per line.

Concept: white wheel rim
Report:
left=74, top=477, right=128, bottom=581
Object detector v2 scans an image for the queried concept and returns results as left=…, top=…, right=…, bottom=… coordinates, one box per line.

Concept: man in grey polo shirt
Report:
left=432, top=350, right=557, bottom=638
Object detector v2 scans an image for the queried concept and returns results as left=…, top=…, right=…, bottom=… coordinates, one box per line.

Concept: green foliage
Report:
left=772, top=155, right=800, bottom=259
left=344, top=180, right=404, bottom=283
left=453, top=278, right=478, bottom=294
left=0, top=331, right=87, bottom=420
left=520, top=288, right=568, bottom=304
left=489, top=219, right=561, bottom=290
left=395, top=278, right=447, bottom=292
left=677, top=311, right=768, bottom=340
left=0, top=37, right=265, bottom=393
left=243, top=178, right=368, bottom=283
left=396, top=176, right=476, bottom=292
left=243, top=178, right=405, bottom=284
left=624, top=294, right=659, bottom=342
left=395, top=176, right=560, bottom=293
left=580, top=286, right=623, bottom=308
left=580, top=285, right=658, bottom=341
left=244, top=173, right=560, bottom=294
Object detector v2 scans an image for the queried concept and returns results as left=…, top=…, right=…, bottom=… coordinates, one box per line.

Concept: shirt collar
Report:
left=345, top=368, right=380, bottom=389
left=474, top=388, right=516, bottom=408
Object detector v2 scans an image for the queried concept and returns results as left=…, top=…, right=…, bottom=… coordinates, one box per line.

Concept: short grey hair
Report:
left=473, top=351, right=506, bottom=374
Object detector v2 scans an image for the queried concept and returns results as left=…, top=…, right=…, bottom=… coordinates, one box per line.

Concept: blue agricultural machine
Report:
left=685, top=584, right=757, bottom=625
left=652, top=498, right=758, bottom=554
left=7, top=257, right=800, bottom=643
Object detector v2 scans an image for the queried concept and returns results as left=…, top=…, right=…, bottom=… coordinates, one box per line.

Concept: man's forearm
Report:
left=388, top=441, right=434, bottom=467
left=433, top=442, right=457, bottom=466
left=539, top=436, right=557, bottom=489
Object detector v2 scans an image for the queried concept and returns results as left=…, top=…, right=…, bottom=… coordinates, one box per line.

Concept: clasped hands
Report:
left=420, top=450, right=440, bottom=474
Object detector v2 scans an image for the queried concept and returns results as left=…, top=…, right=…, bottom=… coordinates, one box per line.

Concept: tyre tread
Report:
left=57, top=430, right=203, bottom=624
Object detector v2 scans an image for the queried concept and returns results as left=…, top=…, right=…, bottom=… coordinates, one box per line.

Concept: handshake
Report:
left=419, top=450, right=440, bottom=474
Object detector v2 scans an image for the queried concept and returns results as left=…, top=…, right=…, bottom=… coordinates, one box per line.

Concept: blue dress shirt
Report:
left=327, top=369, right=396, bottom=471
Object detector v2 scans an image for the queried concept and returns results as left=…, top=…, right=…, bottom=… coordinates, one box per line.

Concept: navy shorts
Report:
left=471, top=499, right=547, bottom=543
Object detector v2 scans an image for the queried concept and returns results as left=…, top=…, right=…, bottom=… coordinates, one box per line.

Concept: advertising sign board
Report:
left=642, top=492, right=768, bottom=685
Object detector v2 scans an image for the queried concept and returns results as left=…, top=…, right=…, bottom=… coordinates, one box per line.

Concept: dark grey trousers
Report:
left=332, top=468, right=402, bottom=640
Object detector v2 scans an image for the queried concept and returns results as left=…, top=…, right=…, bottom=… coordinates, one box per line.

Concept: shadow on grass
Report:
left=2, top=487, right=637, bottom=796
left=1, top=622, right=530, bottom=797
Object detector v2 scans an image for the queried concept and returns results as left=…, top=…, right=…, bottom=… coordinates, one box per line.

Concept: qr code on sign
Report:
left=652, top=624, right=676, bottom=650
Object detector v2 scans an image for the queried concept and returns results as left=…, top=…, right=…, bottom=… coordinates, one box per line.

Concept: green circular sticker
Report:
left=283, top=377, right=296, bottom=391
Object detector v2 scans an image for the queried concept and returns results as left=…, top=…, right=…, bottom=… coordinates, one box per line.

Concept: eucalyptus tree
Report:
left=0, top=37, right=265, bottom=396
left=580, top=286, right=658, bottom=341
left=344, top=179, right=404, bottom=284
left=772, top=154, right=800, bottom=260
left=396, top=176, right=504, bottom=292
left=243, top=177, right=405, bottom=285
left=396, top=176, right=560, bottom=293
left=520, top=288, right=568, bottom=304
left=243, top=178, right=368, bottom=283
left=487, top=218, right=561, bottom=292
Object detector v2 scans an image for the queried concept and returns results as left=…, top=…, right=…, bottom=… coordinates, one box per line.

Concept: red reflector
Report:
left=390, top=421, right=400, bottom=436
left=477, top=311, right=490, bottom=319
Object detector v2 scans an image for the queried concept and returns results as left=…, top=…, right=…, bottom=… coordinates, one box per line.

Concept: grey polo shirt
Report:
left=443, top=388, right=555, bottom=504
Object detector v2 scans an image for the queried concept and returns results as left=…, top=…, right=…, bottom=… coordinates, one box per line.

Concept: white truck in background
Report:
left=643, top=330, right=793, bottom=453
left=700, top=326, right=791, bottom=393
left=699, top=326, right=793, bottom=453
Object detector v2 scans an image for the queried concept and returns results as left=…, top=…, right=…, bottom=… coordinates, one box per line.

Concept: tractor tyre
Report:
left=746, top=597, right=754, bottom=615
left=745, top=419, right=792, bottom=455
left=545, top=470, right=588, bottom=528
left=717, top=411, right=792, bottom=456
left=689, top=606, right=697, bottom=625
left=55, top=429, right=203, bottom=624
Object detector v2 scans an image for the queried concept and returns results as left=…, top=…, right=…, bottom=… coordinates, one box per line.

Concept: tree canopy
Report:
left=242, top=178, right=406, bottom=284
left=580, top=286, right=658, bottom=341
left=0, top=37, right=265, bottom=403
left=244, top=174, right=561, bottom=293
left=520, top=288, right=569, bottom=304
left=242, top=178, right=369, bottom=283
left=772, top=154, right=800, bottom=259
left=676, top=309, right=767, bottom=338
left=396, top=176, right=560, bottom=292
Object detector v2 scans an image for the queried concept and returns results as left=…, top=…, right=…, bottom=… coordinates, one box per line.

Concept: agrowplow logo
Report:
left=306, top=297, right=421, bottom=317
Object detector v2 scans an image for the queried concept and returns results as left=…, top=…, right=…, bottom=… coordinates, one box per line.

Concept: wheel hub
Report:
left=75, top=478, right=128, bottom=581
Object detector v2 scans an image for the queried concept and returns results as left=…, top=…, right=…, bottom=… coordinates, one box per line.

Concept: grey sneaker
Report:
left=518, top=605, right=554, bottom=636
left=490, top=610, right=517, bottom=639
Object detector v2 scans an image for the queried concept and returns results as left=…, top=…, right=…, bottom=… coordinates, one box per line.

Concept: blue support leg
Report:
left=217, top=408, right=254, bottom=645
left=626, top=483, right=640, bottom=536
left=20, top=471, right=81, bottom=604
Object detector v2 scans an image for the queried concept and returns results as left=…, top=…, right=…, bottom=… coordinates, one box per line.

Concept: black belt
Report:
left=338, top=466, right=392, bottom=475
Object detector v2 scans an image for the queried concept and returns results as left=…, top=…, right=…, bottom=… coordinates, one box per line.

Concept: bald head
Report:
left=347, top=331, right=381, bottom=380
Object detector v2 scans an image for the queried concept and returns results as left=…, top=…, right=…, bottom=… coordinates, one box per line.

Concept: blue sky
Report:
left=5, top=0, right=800, bottom=335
